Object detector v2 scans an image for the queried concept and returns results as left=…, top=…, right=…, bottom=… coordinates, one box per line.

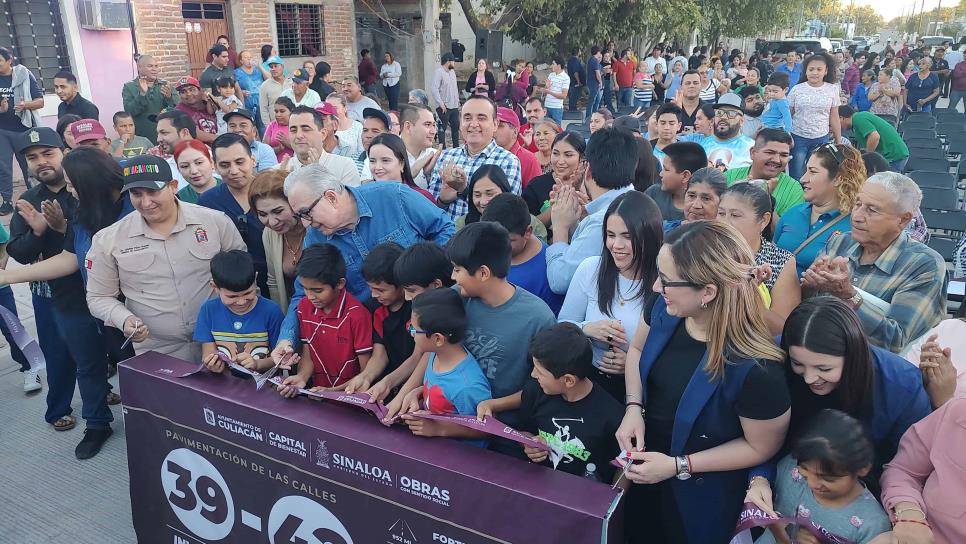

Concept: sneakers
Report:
left=0, top=201, right=12, bottom=216
left=23, top=369, right=42, bottom=394
left=75, top=427, right=113, bottom=460
left=106, top=392, right=122, bottom=405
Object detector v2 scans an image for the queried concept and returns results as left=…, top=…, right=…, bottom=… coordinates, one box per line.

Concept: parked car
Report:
left=766, top=37, right=834, bottom=55
left=830, top=39, right=843, bottom=51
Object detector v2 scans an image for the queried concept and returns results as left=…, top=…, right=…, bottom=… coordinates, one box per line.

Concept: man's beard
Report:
left=744, top=105, right=764, bottom=118
left=714, top=124, right=740, bottom=139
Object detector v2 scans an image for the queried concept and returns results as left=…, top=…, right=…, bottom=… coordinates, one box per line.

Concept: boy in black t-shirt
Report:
left=478, top=322, right=623, bottom=481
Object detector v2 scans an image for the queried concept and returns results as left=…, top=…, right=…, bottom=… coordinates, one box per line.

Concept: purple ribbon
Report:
left=214, top=352, right=276, bottom=390
left=0, top=305, right=45, bottom=371
left=403, top=412, right=551, bottom=452
left=267, top=375, right=389, bottom=420
left=732, top=502, right=856, bottom=544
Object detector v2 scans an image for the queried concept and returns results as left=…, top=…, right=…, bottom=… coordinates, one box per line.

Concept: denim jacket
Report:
left=279, top=182, right=454, bottom=345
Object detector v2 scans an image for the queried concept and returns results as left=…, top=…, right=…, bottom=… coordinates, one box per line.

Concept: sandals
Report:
left=106, top=392, right=122, bottom=406
left=51, top=415, right=77, bottom=432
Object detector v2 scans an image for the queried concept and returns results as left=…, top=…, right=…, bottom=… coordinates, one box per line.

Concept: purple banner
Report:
left=120, top=351, right=624, bottom=544
left=732, top=502, right=856, bottom=544
left=0, top=305, right=45, bottom=371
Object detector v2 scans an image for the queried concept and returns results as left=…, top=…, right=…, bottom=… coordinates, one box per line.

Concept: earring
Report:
left=700, top=301, right=707, bottom=309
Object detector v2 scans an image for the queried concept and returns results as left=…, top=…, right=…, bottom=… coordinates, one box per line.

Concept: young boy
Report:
left=401, top=288, right=491, bottom=446
left=196, top=250, right=284, bottom=373
left=761, top=72, right=792, bottom=133
left=345, top=243, right=413, bottom=392
left=481, top=193, right=563, bottom=314
left=358, top=242, right=454, bottom=398
left=392, top=223, right=556, bottom=451
left=110, top=112, right=154, bottom=158
left=478, top=323, right=623, bottom=480
left=281, top=244, right=372, bottom=393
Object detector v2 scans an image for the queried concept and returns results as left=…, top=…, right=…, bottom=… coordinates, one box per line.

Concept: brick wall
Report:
left=232, top=0, right=273, bottom=51
left=131, top=0, right=190, bottom=80
left=323, top=0, right=357, bottom=81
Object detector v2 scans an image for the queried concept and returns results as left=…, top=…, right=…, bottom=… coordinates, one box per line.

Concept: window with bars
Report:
left=274, top=3, right=324, bottom=57
left=0, top=0, right=71, bottom=91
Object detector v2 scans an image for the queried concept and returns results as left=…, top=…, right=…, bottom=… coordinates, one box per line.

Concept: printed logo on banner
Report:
left=330, top=452, right=394, bottom=487
left=267, top=431, right=307, bottom=458
left=397, top=474, right=451, bottom=507
left=432, top=532, right=466, bottom=544
left=266, top=495, right=353, bottom=544
left=315, top=440, right=330, bottom=468
left=200, top=407, right=265, bottom=442
left=388, top=519, right=418, bottom=544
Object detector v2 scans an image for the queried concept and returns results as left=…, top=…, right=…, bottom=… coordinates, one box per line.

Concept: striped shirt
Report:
left=428, top=139, right=522, bottom=219
left=822, top=232, right=948, bottom=353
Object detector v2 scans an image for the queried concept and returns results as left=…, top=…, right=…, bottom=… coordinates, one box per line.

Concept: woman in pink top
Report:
left=903, top=307, right=966, bottom=409
left=263, top=96, right=295, bottom=162
left=464, top=58, right=495, bottom=99
left=879, top=399, right=966, bottom=544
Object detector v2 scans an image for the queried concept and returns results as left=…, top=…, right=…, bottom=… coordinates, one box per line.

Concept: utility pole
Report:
left=918, top=0, right=926, bottom=36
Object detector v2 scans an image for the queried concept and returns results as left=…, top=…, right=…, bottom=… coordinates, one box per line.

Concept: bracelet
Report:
left=685, top=454, right=693, bottom=474
left=895, top=506, right=926, bottom=520
left=625, top=401, right=643, bottom=408
left=894, top=519, right=930, bottom=529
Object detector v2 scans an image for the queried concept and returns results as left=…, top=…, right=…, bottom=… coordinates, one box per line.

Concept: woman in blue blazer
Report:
left=746, top=296, right=932, bottom=516
left=617, top=221, right=791, bottom=543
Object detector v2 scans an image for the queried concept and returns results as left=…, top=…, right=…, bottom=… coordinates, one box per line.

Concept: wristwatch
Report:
left=675, top=455, right=692, bottom=480
left=846, top=289, right=863, bottom=309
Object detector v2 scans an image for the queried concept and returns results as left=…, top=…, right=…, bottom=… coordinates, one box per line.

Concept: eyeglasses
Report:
left=408, top=324, right=431, bottom=337
left=817, top=142, right=844, bottom=164
left=293, top=196, right=323, bottom=222
left=657, top=275, right=703, bottom=294
left=714, top=109, right=743, bottom=119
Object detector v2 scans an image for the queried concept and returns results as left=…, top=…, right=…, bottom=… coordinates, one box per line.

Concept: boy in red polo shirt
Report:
left=279, top=244, right=372, bottom=393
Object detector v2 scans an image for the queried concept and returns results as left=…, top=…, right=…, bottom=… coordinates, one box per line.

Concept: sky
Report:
left=853, top=0, right=948, bottom=22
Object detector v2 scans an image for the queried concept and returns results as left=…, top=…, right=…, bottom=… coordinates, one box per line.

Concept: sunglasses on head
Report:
left=817, top=142, right=844, bottom=165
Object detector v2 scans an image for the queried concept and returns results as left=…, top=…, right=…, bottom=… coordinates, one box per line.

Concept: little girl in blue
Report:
left=399, top=287, right=491, bottom=446
left=757, top=409, right=891, bottom=544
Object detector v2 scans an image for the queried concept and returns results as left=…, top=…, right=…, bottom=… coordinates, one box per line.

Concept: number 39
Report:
left=161, top=448, right=235, bottom=540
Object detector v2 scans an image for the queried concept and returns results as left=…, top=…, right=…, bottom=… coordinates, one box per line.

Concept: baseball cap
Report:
left=496, top=107, right=520, bottom=130
left=175, top=76, right=201, bottom=90
left=266, top=56, right=283, bottom=66
left=613, top=115, right=642, bottom=134
left=315, top=102, right=338, bottom=116
left=121, top=155, right=175, bottom=193
left=224, top=108, right=257, bottom=124
left=70, top=119, right=108, bottom=144
left=292, top=68, right=310, bottom=83
left=15, top=127, right=63, bottom=153
left=714, top=93, right=744, bottom=110
left=441, top=52, right=456, bottom=64
left=363, top=107, right=391, bottom=130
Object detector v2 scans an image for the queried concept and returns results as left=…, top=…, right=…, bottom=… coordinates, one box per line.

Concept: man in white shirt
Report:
left=258, top=56, right=291, bottom=127
left=278, top=106, right=361, bottom=187
left=341, top=76, right=381, bottom=122
left=325, top=93, right=363, bottom=158
left=400, top=104, right=438, bottom=189
left=542, top=56, right=570, bottom=126
left=644, top=46, right=667, bottom=74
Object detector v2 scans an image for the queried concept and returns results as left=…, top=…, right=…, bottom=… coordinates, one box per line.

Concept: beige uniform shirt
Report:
left=85, top=202, right=246, bottom=362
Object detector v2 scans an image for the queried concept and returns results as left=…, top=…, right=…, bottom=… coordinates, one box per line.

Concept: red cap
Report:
left=496, top=107, right=520, bottom=130
left=70, top=119, right=107, bottom=143
left=175, top=76, right=201, bottom=90
left=315, top=102, right=338, bottom=116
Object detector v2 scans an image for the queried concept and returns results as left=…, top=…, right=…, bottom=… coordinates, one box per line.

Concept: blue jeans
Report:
left=948, top=89, right=965, bottom=112
left=53, top=308, right=113, bottom=430
left=619, top=87, right=634, bottom=108
left=568, top=82, right=583, bottom=111
left=384, top=82, right=400, bottom=111
left=890, top=156, right=909, bottom=173
left=790, top=133, right=830, bottom=180
left=0, top=286, right=28, bottom=371
left=546, top=107, right=563, bottom=125
left=585, top=87, right=602, bottom=122
left=634, top=98, right=652, bottom=111
left=33, top=293, right=76, bottom=424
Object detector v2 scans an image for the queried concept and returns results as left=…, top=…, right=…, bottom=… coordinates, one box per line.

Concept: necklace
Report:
left=282, top=228, right=306, bottom=266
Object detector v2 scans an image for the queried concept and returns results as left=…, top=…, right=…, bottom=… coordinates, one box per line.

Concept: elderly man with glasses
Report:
left=679, top=92, right=755, bottom=170
left=271, top=165, right=454, bottom=361
left=803, top=172, right=948, bottom=354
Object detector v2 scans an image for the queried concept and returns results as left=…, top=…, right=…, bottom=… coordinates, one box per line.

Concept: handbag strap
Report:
left=792, top=217, right=841, bottom=256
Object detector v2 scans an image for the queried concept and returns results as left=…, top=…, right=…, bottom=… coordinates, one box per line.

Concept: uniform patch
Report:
left=84, top=258, right=93, bottom=269
left=194, top=227, right=208, bottom=243
left=29, top=131, right=40, bottom=143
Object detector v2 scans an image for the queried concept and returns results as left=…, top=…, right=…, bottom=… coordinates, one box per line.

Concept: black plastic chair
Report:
left=927, top=236, right=958, bottom=262
left=920, top=187, right=962, bottom=211
left=907, top=171, right=956, bottom=189
left=922, top=209, right=966, bottom=234
left=903, top=157, right=951, bottom=174
left=947, top=139, right=966, bottom=155
left=901, top=128, right=938, bottom=140
left=906, top=146, right=946, bottom=161
left=903, top=137, right=943, bottom=150
left=876, top=114, right=898, bottom=127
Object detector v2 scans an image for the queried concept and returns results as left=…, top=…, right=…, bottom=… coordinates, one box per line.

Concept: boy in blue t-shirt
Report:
left=761, top=72, right=792, bottom=133
left=196, top=250, right=284, bottom=373
left=481, top=193, right=563, bottom=314
left=401, top=288, right=491, bottom=446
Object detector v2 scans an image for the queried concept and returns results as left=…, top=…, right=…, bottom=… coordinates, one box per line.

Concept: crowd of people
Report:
left=0, top=32, right=964, bottom=544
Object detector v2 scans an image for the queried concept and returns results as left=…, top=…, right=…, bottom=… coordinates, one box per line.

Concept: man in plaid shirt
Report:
left=428, top=96, right=522, bottom=219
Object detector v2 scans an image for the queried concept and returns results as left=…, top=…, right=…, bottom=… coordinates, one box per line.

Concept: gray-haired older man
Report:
left=271, top=165, right=455, bottom=359
left=804, top=172, right=947, bottom=353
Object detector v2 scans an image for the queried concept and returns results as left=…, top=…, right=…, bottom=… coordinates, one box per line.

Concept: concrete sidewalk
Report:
left=0, top=281, right=135, bottom=544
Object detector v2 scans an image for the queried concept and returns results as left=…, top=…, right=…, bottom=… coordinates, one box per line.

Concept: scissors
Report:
left=120, top=319, right=142, bottom=350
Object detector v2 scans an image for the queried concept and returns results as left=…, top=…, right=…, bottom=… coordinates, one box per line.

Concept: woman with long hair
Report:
left=717, top=182, right=800, bottom=335
left=366, top=133, right=436, bottom=203
left=309, top=62, right=334, bottom=102
left=693, top=103, right=715, bottom=136
left=249, top=170, right=304, bottom=310
left=456, top=164, right=546, bottom=240
left=174, top=139, right=220, bottom=204
left=523, top=131, right=586, bottom=226
left=558, top=191, right=662, bottom=401
left=263, top=96, right=296, bottom=162
left=774, top=143, right=865, bottom=276
left=616, top=220, right=790, bottom=543
left=0, top=147, right=136, bottom=456
left=787, top=52, right=842, bottom=179
left=746, top=297, right=931, bottom=514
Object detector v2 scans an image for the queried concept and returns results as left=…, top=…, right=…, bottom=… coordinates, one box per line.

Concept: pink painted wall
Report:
left=40, top=28, right=137, bottom=138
